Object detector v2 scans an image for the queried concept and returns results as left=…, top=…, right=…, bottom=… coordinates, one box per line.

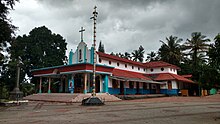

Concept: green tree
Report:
left=183, top=32, right=210, bottom=81
left=138, top=45, right=145, bottom=62
left=208, top=33, right=220, bottom=87
left=131, top=45, right=145, bottom=62
left=9, top=26, right=67, bottom=84
left=132, top=50, right=139, bottom=62
left=158, top=35, right=183, bottom=65
left=209, top=33, right=220, bottom=69
left=98, top=41, right=105, bottom=53
left=124, top=52, right=131, bottom=60
left=0, top=0, right=18, bottom=98
left=146, top=51, right=159, bottom=62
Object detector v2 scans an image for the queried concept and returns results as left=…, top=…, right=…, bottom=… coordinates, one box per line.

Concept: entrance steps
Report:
left=23, top=93, right=121, bottom=103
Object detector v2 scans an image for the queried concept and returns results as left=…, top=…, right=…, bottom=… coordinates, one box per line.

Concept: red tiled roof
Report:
left=181, top=75, right=192, bottom=78
left=97, top=52, right=144, bottom=67
left=144, top=61, right=180, bottom=70
left=112, top=69, right=152, bottom=81
left=154, top=73, right=194, bottom=83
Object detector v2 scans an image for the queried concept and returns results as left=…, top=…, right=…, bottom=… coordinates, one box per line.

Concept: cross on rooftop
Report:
left=79, top=27, right=85, bottom=42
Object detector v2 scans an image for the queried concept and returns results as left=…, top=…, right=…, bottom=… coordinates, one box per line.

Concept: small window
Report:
left=99, top=58, right=102, bottom=63
left=125, top=64, right=127, bottom=68
left=150, top=68, right=154, bottom=72
left=170, top=68, right=173, bottom=71
left=109, top=61, right=111, bottom=65
left=132, top=66, right=134, bottom=69
left=143, top=68, right=146, bottom=71
left=117, top=63, right=120, bottom=66
left=161, top=68, right=164, bottom=71
left=138, top=67, right=140, bottom=70
left=112, top=79, right=119, bottom=88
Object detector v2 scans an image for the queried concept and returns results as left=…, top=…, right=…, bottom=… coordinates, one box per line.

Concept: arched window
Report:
left=99, top=58, right=102, bottom=63
left=109, top=61, right=111, bottom=65
left=161, top=68, right=164, bottom=71
left=79, top=49, right=82, bottom=60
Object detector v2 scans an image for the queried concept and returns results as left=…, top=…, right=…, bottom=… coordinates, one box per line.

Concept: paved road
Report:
left=0, top=94, right=220, bottom=124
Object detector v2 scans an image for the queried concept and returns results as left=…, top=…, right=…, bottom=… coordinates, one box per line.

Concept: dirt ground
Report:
left=0, top=94, right=220, bottom=124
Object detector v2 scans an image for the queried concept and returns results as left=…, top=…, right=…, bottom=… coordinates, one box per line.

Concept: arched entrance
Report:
left=74, top=74, right=83, bottom=93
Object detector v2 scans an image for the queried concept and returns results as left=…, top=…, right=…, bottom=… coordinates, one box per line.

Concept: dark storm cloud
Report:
left=10, top=0, right=220, bottom=58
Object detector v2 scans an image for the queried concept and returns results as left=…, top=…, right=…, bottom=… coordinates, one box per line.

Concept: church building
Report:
left=31, top=39, right=196, bottom=96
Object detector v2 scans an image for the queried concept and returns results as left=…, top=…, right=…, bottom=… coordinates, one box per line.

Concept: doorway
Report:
left=120, top=81, right=124, bottom=95
left=95, top=76, right=100, bottom=93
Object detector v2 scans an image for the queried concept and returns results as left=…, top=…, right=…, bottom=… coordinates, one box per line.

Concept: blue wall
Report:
left=108, top=88, right=152, bottom=95
left=160, top=89, right=179, bottom=95
left=108, top=88, right=120, bottom=95
left=108, top=88, right=179, bottom=95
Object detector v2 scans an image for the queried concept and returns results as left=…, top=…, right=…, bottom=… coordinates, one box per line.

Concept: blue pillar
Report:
left=90, top=47, right=94, bottom=64
left=104, top=75, right=109, bottom=93
left=68, top=49, right=73, bottom=65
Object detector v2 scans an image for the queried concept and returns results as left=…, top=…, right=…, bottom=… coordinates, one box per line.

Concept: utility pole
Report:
left=82, top=6, right=104, bottom=105
left=90, top=6, right=98, bottom=97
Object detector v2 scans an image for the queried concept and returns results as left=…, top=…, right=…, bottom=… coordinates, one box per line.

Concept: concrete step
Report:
left=23, top=93, right=121, bottom=103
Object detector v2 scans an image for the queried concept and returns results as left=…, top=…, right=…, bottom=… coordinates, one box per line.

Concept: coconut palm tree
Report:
left=137, top=45, right=145, bottom=62
left=158, top=35, right=183, bottom=65
left=132, top=50, right=139, bottom=62
left=124, top=52, right=131, bottom=60
left=131, top=45, right=145, bottom=62
left=146, top=51, right=159, bottom=62
left=183, top=32, right=211, bottom=81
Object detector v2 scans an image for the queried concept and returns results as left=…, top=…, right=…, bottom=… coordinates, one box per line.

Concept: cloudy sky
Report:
left=9, top=0, right=220, bottom=56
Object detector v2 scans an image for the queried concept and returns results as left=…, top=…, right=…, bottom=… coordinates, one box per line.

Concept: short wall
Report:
left=108, top=88, right=120, bottom=95
left=160, top=89, right=179, bottom=95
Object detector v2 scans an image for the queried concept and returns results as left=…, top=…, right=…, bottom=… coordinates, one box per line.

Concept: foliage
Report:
left=20, top=83, right=35, bottom=96
left=0, top=0, right=18, bottom=63
left=0, top=0, right=18, bottom=98
left=124, top=52, right=131, bottom=60
left=132, top=45, right=145, bottom=62
left=146, top=51, right=159, bottom=62
left=183, top=32, right=211, bottom=81
left=209, top=33, right=220, bottom=70
left=158, top=35, right=183, bottom=65
left=0, top=26, right=67, bottom=96
left=98, top=41, right=105, bottom=53
left=10, top=26, right=67, bottom=78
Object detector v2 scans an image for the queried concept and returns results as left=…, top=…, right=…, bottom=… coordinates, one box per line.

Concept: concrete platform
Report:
left=116, top=94, right=166, bottom=100
left=23, top=93, right=121, bottom=103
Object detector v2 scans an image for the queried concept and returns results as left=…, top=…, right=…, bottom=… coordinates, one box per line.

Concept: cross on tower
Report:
left=79, top=27, right=85, bottom=42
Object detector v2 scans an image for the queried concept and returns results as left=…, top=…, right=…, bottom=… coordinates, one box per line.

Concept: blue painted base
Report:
left=108, top=88, right=120, bottom=95
left=160, top=89, right=179, bottom=95
left=108, top=88, right=152, bottom=95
